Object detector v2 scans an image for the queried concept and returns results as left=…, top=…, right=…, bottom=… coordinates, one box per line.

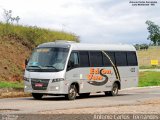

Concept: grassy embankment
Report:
left=137, top=47, right=160, bottom=87
left=139, top=71, right=160, bottom=87
left=137, top=46, right=160, bottom=69
left=0, top=81, right=23, bottom=88
left=0, top=23, right=79, bottom=89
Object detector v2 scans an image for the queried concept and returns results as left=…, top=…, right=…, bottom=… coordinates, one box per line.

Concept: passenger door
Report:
left=65, top=52, right=81, bottom=87
left=66, top=51, right=91, bottom=93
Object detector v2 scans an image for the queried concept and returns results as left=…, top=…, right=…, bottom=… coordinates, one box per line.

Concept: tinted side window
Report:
left=67, top=52, right=79, bottom=70
left=103, top=51, right=115, bottom=66
left=79, top=51, right=90, bottom=67
left=115, top=52, right=127, bottom=66
left=127, top=52, right=138, bottom=66
left=90, top=51, right=103, bottom=67
left=69, top=52, right=79, bottom=65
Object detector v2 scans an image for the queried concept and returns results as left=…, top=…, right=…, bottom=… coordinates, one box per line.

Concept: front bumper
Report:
left=24, top=80, right=68, bottom=94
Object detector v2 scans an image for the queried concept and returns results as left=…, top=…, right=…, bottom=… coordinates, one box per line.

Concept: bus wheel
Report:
left=65, top=85, right=77, bottom=100
left=104, top=91, right=110, bottom=96
left=105, top=82, right=119, bottom=96
left=79, top=93, right=90, bottom=98
left=32, top=93, right=43, bottom=100
left=110, top=82, right=119, bottom=96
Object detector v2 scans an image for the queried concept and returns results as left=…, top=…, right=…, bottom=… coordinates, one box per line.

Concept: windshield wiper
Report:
left=45, top=65, right=59, bottom=71
left=28, top=65, right=42, bottom=69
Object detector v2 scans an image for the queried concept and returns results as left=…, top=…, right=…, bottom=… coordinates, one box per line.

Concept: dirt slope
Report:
left=0, top=36, right=31, bottom=82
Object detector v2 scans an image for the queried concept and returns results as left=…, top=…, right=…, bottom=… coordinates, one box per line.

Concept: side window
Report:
left=90, top=51, right=103, bottom=67
left=127, top=52, right=138, bottom=66
left=79, top=51, right=90, bottom=67
left=103, top=51, right=115, bottom=66
left=70, top=52, right=79, bottom=65
left=115, top=52, right=127, bottom=66
left=68, top=52, right=79, bottom=69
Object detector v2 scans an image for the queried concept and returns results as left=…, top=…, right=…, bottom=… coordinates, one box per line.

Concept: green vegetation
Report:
left=0, top=22, right=79, bottom=49
left=137, top=46, right=160, bottom=67
left=0, top=81, right=23, bottom=89
left=146, top=20, right=160, bottom=45
left=139, top=71, right=160, bottom=87
left=139, top=66, right=160, bottom=69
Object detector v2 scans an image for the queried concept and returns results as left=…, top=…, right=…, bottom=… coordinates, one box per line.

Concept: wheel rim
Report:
left=69, top=87, right=76, bottom=98
left=112, top=84, right=118, bottom=95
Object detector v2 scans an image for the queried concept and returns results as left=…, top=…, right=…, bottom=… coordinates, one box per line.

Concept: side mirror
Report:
left=67, top=60, right=74, bottom=70
left=25, top=59, right=28, bottom=66
left=67, top=60, right=72, bottom=68
left=22, top=59, right=28, bottom=70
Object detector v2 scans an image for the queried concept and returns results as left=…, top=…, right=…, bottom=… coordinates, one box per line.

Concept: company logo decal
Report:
left=87, top=51, right=121, bottom=86
left=87, top=68, right=111, bottom=86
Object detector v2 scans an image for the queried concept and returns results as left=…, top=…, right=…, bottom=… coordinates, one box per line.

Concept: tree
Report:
left=3, top=9, right=12, bottom=24
left=134, top=44, right=149, bottom=50
left=146, top=20, right=160, bottom=45
left=3, top=9, right=20, bottom=24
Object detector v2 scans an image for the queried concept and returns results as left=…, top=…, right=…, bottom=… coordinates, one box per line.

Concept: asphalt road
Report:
left=0, top=86, right=160, bottom=114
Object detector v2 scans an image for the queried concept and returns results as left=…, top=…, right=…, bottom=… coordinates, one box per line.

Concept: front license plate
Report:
left=35, top=83, right=43, bottom=87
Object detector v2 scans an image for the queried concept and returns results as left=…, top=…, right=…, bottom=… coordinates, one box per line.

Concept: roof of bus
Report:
left=37, top=41, right=136, bottom=51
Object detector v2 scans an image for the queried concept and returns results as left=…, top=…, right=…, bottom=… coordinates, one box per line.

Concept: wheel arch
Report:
left=69, top=82, right=80, bottom=94
left=113, top=80, right=121, bottom=90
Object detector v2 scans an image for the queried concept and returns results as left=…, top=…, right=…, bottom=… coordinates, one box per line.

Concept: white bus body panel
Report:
left=65, top=66, right=138, bottom=93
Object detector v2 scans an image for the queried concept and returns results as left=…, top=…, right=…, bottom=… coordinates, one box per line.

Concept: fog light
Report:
left=50, top=86, right=60, bottom=91
left=55, top=87, right=59, bottom=90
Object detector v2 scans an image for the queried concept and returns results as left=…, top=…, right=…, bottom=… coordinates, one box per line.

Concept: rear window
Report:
left=127, top=52, right=138, bottom=66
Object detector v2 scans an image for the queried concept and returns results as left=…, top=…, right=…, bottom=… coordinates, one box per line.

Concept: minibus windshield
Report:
left=26, top=47, right=69, bottom=72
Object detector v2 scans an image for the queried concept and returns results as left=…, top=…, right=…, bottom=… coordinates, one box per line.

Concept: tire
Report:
left=105, top=83, right=119, bottom=96
left=104, top=91, right=110, bottom=96
left=32, top=93, right=43, bottom=100
left=65, top=85, right=77, bottom=100
left=79, top=93, right=90, bottom=98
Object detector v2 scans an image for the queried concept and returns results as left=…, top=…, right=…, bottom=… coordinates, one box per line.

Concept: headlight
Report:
left=52, top=78, right=64, bottom=82
left=24, top=77, right=29, bottom=82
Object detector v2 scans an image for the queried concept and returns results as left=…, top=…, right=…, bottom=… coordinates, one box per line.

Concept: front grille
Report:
left=31, top=79, right=50, bottom=90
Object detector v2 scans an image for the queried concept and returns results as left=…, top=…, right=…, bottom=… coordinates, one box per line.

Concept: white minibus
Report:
left=24, top=41, right=138, bottom=100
